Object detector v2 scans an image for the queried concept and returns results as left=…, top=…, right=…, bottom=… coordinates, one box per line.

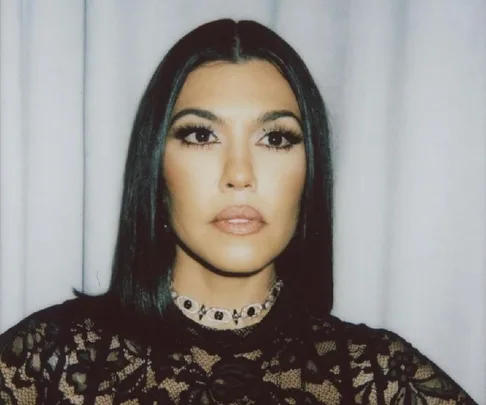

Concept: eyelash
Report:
left=172, top=124, right=303, bottom=152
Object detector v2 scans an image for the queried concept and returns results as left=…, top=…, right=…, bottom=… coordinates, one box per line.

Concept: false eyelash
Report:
left=171, top=123, right=303, bottom=151
left=262, top=125, right=303, bottom=152
left=172, top=123, right=218, bottom=149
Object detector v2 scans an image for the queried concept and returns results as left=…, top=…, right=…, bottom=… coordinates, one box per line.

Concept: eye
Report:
left=173, top=125, right=218, bottom=148
left=263, top=132, right=293, bottom=147
left=259, top=129, right=303, bottom=151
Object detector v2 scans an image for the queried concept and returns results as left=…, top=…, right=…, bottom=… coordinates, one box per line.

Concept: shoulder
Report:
left=0, top=297, right=105, bottom=351
left=0, top=298, right=110, bottom=372
left=0, top=297, right=149, bottom=402
left=0, top=295, right=132, bottom=376
left=1, top=299, right=75, bottom=352
left=308, top=312, right=437, bottom=364
left=0, top=299, right=94, bottom=401
left=305, top=313, right=477, bottom=404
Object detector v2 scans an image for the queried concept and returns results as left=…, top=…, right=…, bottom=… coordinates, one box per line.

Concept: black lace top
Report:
left=0, top=293, right=477, bottom=405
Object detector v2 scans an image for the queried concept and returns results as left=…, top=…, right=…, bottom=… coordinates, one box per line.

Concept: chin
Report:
left=211, top=257, right=271, bottom=275
left=202, top=249, right=276, bottom=276
left=175, top=225, right=289, bottom=275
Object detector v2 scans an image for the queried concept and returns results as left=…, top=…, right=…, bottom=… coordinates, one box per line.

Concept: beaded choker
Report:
left=170, top=279, right=283, bottom=325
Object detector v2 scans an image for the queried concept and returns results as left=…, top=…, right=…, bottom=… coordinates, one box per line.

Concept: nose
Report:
left=219, top=145, right=256, bottom=191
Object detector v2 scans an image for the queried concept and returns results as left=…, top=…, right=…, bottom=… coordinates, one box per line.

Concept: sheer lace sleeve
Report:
left=0, top=311, right=63, bottom=405
left=1, top=301, right=478, bottom=404
left=347, top=326, right=477, bottom=404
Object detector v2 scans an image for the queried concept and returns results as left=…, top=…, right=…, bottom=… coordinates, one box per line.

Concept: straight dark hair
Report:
left=78, top=19, right=334, bottom=320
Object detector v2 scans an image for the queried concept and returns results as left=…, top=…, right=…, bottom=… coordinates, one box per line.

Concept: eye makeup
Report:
left=171, top=122, right=303, bottom=152
left=261, top=124, right=303, bottom=152
left=172, top=124, right=218, bottom=150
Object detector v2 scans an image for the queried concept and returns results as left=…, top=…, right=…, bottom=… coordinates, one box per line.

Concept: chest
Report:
left=48, top=340, right=348, bottom=404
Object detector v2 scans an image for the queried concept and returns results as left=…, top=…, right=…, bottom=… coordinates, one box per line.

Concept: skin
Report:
left=163, top=60, right=306, bottom=328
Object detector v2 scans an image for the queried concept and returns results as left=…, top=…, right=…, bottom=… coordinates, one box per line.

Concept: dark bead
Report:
left=198, top=305, right=206, bottom=320
left=247, top=307, right=256, bottom=317
left=183, top=300, right=192, bottom=310
left=215, top=311, right=224, bottom=321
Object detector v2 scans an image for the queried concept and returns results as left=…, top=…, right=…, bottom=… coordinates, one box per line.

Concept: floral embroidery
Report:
left=388, top=350, right=419, bottom=386
left=0, top=301, right=477, bottom=404
left=0, top=372, right=16, bottom=403
left=208, top=358, right=263, bottom=402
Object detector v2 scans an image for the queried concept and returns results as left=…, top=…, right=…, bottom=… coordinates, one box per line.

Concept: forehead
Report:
left=173, top=60, right=300, bottom=117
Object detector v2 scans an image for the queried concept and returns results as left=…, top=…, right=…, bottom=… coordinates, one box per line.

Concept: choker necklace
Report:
left=170, top=279, right=283, bottom=325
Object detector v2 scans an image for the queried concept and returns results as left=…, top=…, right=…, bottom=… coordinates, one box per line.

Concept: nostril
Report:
left=225, top=183, right=252, bottom=189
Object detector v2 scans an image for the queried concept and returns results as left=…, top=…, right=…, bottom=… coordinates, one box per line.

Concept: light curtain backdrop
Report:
left=0, top=0, right=484, bottom=401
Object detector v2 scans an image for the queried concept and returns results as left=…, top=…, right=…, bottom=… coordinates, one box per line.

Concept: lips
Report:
left=212, top=204, right=265, bottom=222
left=212, top=205, right=266, bottom=236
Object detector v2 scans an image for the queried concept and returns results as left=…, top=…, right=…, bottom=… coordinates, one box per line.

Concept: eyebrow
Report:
left=169, top=108, right=302, bottom=128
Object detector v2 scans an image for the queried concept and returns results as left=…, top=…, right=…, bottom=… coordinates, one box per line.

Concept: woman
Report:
left=0, top=19, right=477, bottom=405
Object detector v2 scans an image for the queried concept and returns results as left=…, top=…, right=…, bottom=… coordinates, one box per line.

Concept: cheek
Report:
left=163, top=150, right=218, bottom=221
left=258, top=154, right=306, bottom=218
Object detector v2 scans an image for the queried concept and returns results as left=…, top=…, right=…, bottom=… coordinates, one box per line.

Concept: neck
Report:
left=172, top=246, right=276, bottom=329
left=170, top=251, right=277, bottom=329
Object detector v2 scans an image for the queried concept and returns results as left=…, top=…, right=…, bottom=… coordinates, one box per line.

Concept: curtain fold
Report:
left=332, top=2, right=486, bottom=399
left=0, top=0, right=24, bottom=330
left=0, top=0, right=484, bottom=401
left=0, top=0, right=85, bottom=322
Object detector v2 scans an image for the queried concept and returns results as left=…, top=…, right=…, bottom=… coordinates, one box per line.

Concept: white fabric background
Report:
left=0, top=0, right=484, bottom=401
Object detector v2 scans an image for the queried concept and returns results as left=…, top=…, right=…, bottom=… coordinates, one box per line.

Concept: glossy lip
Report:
left=211, top=204, right=266, bottom=235
left=212, top=204, right=265, bottom=222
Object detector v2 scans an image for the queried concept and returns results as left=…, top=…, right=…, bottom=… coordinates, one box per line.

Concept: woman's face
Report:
left=163, top=60, right=306, bottom=274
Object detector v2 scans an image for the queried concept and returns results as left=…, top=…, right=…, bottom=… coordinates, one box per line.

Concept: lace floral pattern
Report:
left=0, top=299, right=477, bottom=404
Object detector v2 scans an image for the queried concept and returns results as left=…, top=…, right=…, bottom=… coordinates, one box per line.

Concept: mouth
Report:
left=211, top=204, right=266, bottom=236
